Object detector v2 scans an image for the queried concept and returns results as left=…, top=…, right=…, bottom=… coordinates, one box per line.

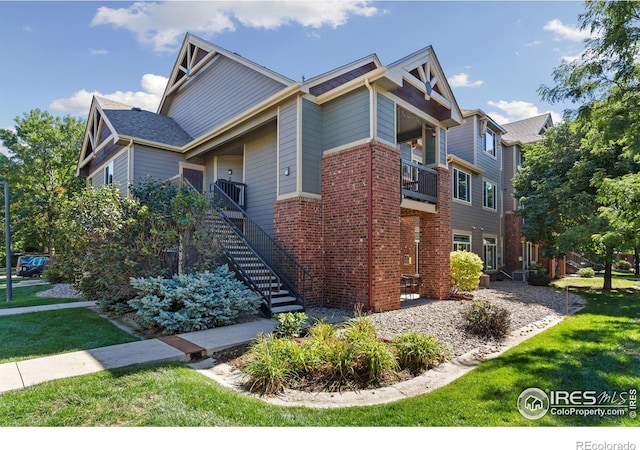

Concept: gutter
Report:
left=365, top=78, right=374, bottom=311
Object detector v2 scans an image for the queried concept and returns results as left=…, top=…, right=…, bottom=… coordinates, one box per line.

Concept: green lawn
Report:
left=0, top=284, right=81, bottom=309
left=0, top=283, right=637, bottom=427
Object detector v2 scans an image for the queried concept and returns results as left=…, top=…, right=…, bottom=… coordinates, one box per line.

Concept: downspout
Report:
left=365, top=79, right=374, bottom=311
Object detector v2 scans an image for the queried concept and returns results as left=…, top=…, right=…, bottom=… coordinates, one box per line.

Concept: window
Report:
left=483, top=236, right=497, bottom=271
left=453, top=168, right=471, bottom=203
left=104, top=161, right=114, bottom=185
left=516, top=150, right=524, bottom=171
left=484, top=129, right=496, bottom=157
left=453, top=234, right=471, bottom=252
left=483, top=180, right=497, bottom=210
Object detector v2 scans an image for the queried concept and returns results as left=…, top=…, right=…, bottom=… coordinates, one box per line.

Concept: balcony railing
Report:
left=401, top=159, right=438, bottom=204
left=212, top=179, right=246, bottom=209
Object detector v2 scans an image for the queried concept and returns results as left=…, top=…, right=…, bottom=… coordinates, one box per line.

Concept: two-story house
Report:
left=446, top=109, right=506, bottom=276
left=76, top=33, right=463, bottom=317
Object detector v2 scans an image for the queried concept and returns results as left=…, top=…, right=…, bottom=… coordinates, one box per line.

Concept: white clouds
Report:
left=91, top=1, right=381, bottom=52
left=49, top=74, right=168, bottom=116
left=487, top=100, right=561, bottom=125
left=449, top=73, right=483, bottom=88
left=543, top=19, right=592, bottom=42
left=90, top=48, right=109, bottom=55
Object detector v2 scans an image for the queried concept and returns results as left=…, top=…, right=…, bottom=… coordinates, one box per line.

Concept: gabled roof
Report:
left=97, top=97, right=192, bottom=146
left=461, top=108, right=507, bottom=134
left=158, top=33, right=296, bottom=114
left=385, top=46, right=463, bottom=128
left=77, top=96, right=192, bottom=174
left=303, top=54, right=382, bottom=96
left=501, top=113, right=553, bottom=145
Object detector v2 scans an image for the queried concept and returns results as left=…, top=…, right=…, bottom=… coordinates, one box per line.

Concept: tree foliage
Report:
left=521, top=2, right=640, bottom=290
left=0, top=109, right=85, bottom=255
left=54, top=179, right=217, bottom=314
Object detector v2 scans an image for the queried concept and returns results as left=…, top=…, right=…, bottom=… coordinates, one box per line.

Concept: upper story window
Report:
left=104, top=161, right=114, bottom=185
left=516, top=150, right=524, bottom=171
left=484, top=129, right=496, bottom=157
left=483, top=180, right=497, bottom=210
left=453, top=167, right=471, bottom=203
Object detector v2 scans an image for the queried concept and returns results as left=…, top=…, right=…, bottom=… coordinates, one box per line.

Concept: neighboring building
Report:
left=501, top=113, right=554, bottom=278
left=76, top=33, right=463, bottom=316
left=446, top=109, right=507, bottom=276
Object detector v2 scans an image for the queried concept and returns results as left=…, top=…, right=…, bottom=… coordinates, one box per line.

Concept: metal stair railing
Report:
left=209, top=181, right=314, bottom=314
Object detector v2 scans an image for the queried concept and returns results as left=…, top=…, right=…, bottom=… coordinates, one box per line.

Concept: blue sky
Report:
left=0, top=1, right=592, bottom=155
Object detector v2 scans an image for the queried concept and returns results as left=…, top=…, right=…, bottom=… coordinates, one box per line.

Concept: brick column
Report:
left=418, top=166, right=451, bottom=300
left=273, top=196, right=323, bottom=307
left=504, top=212, right=522, bottom=274
left=321, top=141, right=401, bottom=312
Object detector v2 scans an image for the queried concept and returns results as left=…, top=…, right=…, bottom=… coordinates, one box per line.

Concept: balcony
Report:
left=401, top=159, right=438, bottom=206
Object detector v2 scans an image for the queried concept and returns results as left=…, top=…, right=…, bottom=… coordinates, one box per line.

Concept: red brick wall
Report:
left=418, top=166, right=451, bottom=300
left=322, top=144, right=371, bottom=310
left=370, top=142, right=401, bottom=312
left=273, top=197, right=323, bottom=307
left=321, top=142, right=401, bottom=312
left=504, top=212, right=522, bottom=274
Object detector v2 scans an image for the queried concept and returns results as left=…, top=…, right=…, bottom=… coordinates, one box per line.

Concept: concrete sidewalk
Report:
left=0, top=302, right=276, bottom=394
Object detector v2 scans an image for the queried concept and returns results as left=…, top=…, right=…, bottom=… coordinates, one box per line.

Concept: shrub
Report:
left=527, top=263, right=551, bottom=286
left=463, top=298, right=511, bottom=340
left=450, top=250, right=484, bottom=293
left=392, top=331, right=451, bottom=374
left=577, top=267, right=595, bottom=278
left=273, top=312, right=309, bottom=338
left=128, top=265, right=261, bottom=335
left=614, top=259, right=632, bottom=271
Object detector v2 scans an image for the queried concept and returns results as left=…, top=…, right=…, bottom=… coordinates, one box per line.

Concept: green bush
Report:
left=450, top=250, right=484, bottom=293
left=613, top=259, right=632, bottom=271
left=578, top=267, right=595, bottom=278
left=128, top=265, right=261, bottom=335
left=527, top=263, right=551, bottom=286
left=242, top=333, right=295, bottom=395
left=463, top=299, right=511, bottom=340
left=273, top=312, right=309, bottom=338
left=392, top=331, right=451, bottom=374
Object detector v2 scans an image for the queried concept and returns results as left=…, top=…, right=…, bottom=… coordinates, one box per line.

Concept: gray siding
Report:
left=245, top=123, right=278, bottom=236
left=450, top=165, right=502, bottom=270
left=167, top=56, right=287, bottom=140
left=278, top=99, right=298, bottom=196
left=133, top=145, right=188, bottom=184
left=113, top=150, right=129, bottom=196
left=447, top=118, right=475, bottom=163
left=322, top=87, right=370, bottom=150
left=376, top=93, right=395, bottom=144
left=301, top=99, right=323, bottom=194
left=439, top=128, right=447, bottom=164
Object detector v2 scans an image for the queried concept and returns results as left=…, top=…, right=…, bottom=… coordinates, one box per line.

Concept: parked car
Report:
left=16, top=255, right=50, bottom=278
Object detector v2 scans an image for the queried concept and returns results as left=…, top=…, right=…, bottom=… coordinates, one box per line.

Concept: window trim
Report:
left=104, top=161, right=114, bottom=185
left=484, top=128, right=496, bottom=157
left=483, top=179, right=497, bottom=211
left=483, top=235, right=498, bottom=271
left=452, top=233, right=472, bottom=252
left=453, top=167, right=472, bottom=204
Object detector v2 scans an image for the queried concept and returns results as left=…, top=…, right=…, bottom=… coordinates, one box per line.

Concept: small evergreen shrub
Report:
left=450, top=250, right=484, bottom=293
left=392, top=331, right=451, bottom=374
left=577, top=267, right=595, bottom=278
left=128, top=265, right=261, bottom=335
left=463, top=298, right=511, bottom=340
left=273, top=312, right=309, bottom=338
